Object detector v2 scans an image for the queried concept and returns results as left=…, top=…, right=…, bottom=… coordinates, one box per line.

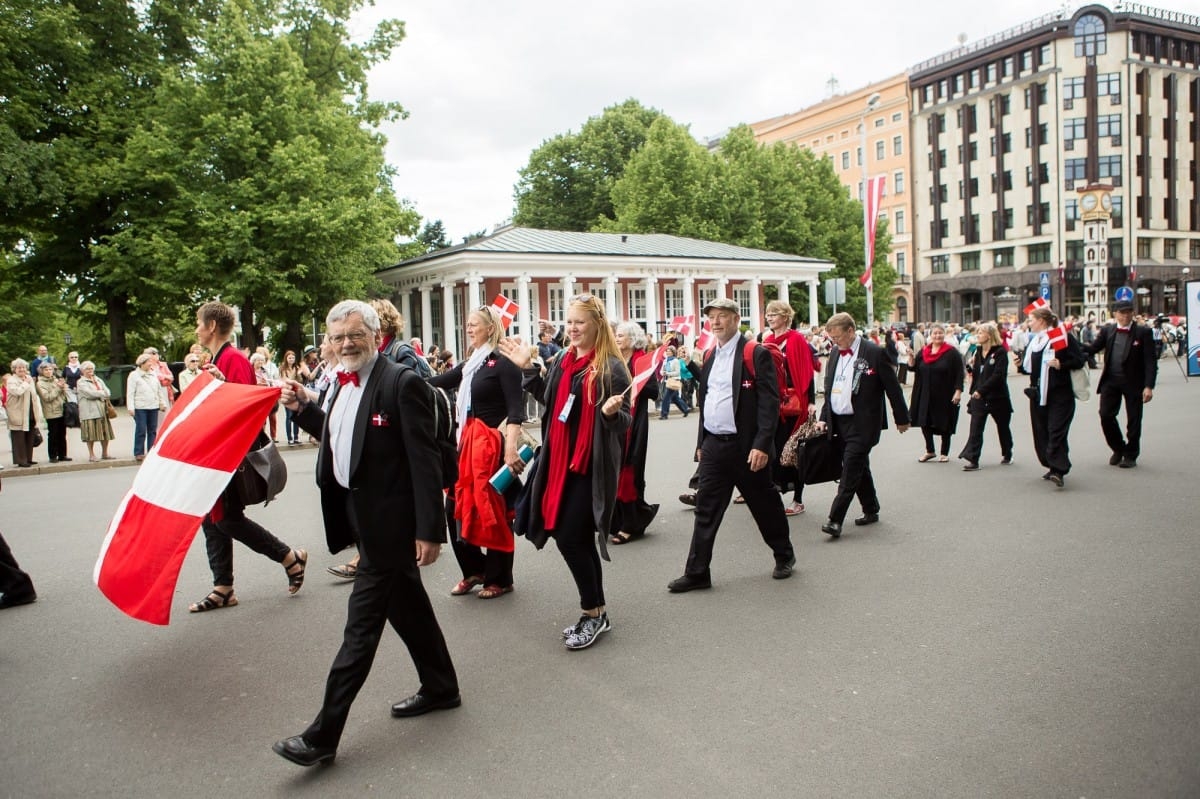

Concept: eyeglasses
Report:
left=328, top=331, right=370, bottom=345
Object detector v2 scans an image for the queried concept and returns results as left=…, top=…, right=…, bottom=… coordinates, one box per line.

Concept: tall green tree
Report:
left=513, top=99, right=665, bottom=231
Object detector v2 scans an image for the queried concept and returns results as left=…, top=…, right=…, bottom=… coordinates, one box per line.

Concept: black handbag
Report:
left=795, top=435, right=841, bottom=485
left=63, top=401, right=80, bottom=428
left=232, top=433, right=287, bottom=506
left=31, top=426, right=44, bottom=448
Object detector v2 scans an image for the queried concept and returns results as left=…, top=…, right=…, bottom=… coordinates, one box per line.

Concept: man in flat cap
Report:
left=1081, top=299, right=1157, bottom=468
left=668, top=298, right=796, bottom=592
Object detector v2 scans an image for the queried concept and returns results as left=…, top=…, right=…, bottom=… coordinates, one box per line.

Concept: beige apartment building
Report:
left=749, top=75, right=915, bottom=324
left=910, top=3, right=1200, bottom=323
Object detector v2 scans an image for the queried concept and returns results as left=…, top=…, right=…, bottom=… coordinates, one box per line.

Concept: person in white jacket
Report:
left=126, top=354, right=167, bottom=460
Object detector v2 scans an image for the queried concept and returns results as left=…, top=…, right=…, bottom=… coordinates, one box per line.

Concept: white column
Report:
left=605, top=274, right=619, bottom=320
left=399, top=290, right=413, bottom=338
left=419, top=286, right=433, bottom=348
left=516, top=273, right=533, bottom=344
left=682, top=277, right=696, bottom=326
left=561, top=274, right=575, bottom=300
left=441, top=281, right=456, bottom=354
left=643, top=276, right=658, bottom=333
left=716, top=277, right=729, bottom=298
left=465, top=274, right=483, bottom=311
left=808, top=279, right=820, bottom=327
left=748, top=278, right=762, bottom=334
left=777, top=279, right=791, bottom=306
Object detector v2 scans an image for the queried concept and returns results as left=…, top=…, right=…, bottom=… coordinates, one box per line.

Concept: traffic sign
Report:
left=1114, top=286, right=1134, bottom=303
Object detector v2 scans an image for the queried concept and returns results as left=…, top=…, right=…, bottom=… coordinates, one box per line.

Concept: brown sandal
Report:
left=478, top=584, right=514, bottom=599
left=189, top=588, right=238, bottom=613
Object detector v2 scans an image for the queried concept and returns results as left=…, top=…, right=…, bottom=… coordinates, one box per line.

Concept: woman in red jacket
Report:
left=762, top=300, right=818, bottom=516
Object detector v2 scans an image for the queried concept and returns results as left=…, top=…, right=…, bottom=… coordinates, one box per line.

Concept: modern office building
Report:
left=910, top=3, right=1200, bottom=323
left=749, top=74, right=916, bottom=324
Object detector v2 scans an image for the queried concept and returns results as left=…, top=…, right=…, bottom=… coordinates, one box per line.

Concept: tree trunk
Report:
left=283, top=319, right=304, bottom=358
left=106, top=293, right=129, bottom=365
left=240, top=296, right=260, bottom=350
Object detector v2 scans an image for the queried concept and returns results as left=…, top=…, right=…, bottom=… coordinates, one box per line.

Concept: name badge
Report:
left=557, top=392, right=576, bottom=423
left=831, top=387, right=843, bottom=395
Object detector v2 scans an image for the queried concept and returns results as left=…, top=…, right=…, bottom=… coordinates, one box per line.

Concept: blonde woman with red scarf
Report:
left=907, top=323, right=966, bottom=462
left=763, top=299, right=818, bottom=515
left=500, top=295, right=631, bottom=651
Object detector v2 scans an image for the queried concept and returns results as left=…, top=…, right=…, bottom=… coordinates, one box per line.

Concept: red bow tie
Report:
left=839, top=349, right=854, bottom=357
left=1116, top=327, right=1130, bottom=333
left=336, top=370, right=360, bottom=387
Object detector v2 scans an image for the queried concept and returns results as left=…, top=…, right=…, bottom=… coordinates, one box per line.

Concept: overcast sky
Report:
left=355, top=0, right=1200, bottom=243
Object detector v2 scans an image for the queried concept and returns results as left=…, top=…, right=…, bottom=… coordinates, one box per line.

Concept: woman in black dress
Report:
left=609, top=321, right=659, bottom=545
left=908, top=323, right=965, bottom=463
left=958, top=322, right=1014, bottom=470
left=430, top=307, right=527, bottom=599
left=1019, top=307, right=1085, bottom=487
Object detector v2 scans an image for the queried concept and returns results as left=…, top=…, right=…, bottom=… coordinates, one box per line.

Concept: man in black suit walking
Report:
left=273, top=300, right=459, bottom=766
left=1082, top=299, right=1157, bottom=468
left=816, top=313, right=911, bottom=538
left=668, top=298, right=795, bottom=592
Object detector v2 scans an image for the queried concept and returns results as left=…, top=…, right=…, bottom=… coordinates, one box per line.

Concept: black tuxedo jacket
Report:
left=696, top=335, right=780, bottom=456
left=820, top=337, right=911, bottom=448
left=295, top=356, right=445, bottom=563
left=1086, top=322, right=1158, bottom=391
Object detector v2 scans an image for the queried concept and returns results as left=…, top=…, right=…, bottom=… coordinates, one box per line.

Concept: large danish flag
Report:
left=94, top=372, right=281, bottom=625
left=491, top=294, right=519, bottom=329
left=861, top=175, right=886, bottom=289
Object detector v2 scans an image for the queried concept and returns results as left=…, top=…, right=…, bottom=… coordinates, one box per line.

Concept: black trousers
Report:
left=303, top=550, right=458, bottom=748
left=9, top=430, right=35, bottom=466
left=958, top=409, right=1014, bottom=464
left=1098, top=382, right=1145, bottom=459
left=0, top=531, right=36, bottom=601
left=549, top=473, right=605, bottom=609
left=201, top=485, right=291, bottom=587
left=685, top=435, right=792, bottom=577
left=46, top=417, right=68, bottom=460
left=828, top=415, right=880, bottom=525
left=1029, top=392, right=1075, bottom=476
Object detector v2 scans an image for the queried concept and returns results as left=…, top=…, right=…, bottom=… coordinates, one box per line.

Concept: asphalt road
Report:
left=2, top=362, right=1198, bottom=798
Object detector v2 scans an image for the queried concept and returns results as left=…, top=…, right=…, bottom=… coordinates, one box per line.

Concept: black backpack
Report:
left=385, top=339, right=433, bottom=379
left=427, top=382, right=458, bottom=489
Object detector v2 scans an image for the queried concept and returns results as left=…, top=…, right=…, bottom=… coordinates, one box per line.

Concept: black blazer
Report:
left=696, top=335, right=780, bottom=456
left=294, top=356, right=445, bottom=562
left=1086, top=322, right=1158, bottom=391
left=820, top=338, right=910, bottom=448
left=966, top=346, right=1013, bottom=414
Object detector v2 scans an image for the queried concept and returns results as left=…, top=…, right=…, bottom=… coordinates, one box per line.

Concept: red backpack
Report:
left=705, top=341, right=804, bottom=418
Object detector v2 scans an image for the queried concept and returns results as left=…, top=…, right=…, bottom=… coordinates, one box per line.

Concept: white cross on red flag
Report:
left=695, top=319, right=716, bottom=352
left=668, top=315, right=695, bottom=338
left=860, top=175, right=886, bottom=289
left=630, top=344, right=668, bottom=406
left=1046, top=323, right=1069, bottom=351
left=1023, top=297, right=1049, bottom=316
left=491, top=294, right=519, bottom=329
left=93, top=372, right=281, bottom=624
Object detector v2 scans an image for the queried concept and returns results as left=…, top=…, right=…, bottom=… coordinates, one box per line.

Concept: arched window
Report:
left=895, top=297, right=908, bottom=323
left=1074, top=14, right=1107, bottom=58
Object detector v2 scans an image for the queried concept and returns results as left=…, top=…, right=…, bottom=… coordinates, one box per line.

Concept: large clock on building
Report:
left=1100, top=192, right=1112, bottom=211
left=1081, top=193, right=1098, bottom=212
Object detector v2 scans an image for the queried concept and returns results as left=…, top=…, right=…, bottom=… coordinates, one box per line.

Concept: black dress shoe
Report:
left=854, top=513, right=879, bottom=526
left=962, top=462, right=979, bottom=471
left=667, top=573, right=712, bottom=593
left=1109, top=452, right=1123, bottom=466
left=1118, top=457, right=1137, bottom=469
left=272, top=735, right=336, bottom=767
left=772, top=557, right=796, bottom=580
left=1047, top=473, right=1064, bottom=487
left=58, top=457, right=72, bottom=462
left=821, top=521, right=842, bottom=538
left=0, top=591, right=37, bottom=609
left=390, top=692, right=462, bottom=718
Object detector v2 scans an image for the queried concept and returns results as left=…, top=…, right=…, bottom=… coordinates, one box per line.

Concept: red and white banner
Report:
left=860, top=175, right=886, bottom=289
left=491, top=294, right=519, bottom=329
left=1023, top=297, right=1049, bottom=316
left=94, top=372, right=281, bottom=625
left=668, top=315, right=695, bottom=338
left=1046, top=323, right=1069, bottom=351
left=630, top=344, right=668, bottom=407
left=695, top=319, right=715, bottom=352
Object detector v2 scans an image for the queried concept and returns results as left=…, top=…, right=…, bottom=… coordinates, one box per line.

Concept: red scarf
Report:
left=921, top=344, right=954, bottom=365
left=541, top=349, right=596, bottom=529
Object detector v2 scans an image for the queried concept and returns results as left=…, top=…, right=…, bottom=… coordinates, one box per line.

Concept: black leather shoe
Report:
left=854, top=513, right=879, bottom=526
left=678, top=492, right=697, bottom=507
left=0, top=591, right=37, bottom=609
left=1118, top=457, right=1137, bottom=469
left=1047, top=473, right=1064, bottom=487
left=272, top=735, right=336, bottom=767
left=772, top=557, right=796, bottom=580
left=821, top=520, right=842, bottom=538
left=58, top=457, right=72, bottom=462
left=667, top=573, right=712, bottom=593
left=390, top=692, right=461, bottom=718
left=1109, top=452, right=1123, bottom=466
left=962, top=462, right=979, bottom=471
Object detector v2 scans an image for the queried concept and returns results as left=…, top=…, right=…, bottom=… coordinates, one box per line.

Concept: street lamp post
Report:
left=861, top=92, right=881, bottom=327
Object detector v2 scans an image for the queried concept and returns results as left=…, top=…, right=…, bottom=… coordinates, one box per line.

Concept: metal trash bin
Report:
left=93, top=365, right=137, bottom=406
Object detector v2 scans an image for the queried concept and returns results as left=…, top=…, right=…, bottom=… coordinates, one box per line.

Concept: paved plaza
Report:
left=2, top=363, right=1198, bottom=798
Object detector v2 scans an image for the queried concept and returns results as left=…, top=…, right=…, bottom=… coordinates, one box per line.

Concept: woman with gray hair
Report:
left=5, top=359, right=43, bottom=468
left=610, top=321, right=659, bottom=544
left=76, top=361, right=115, bottom=461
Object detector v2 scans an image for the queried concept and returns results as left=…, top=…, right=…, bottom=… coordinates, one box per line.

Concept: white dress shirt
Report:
left=828, top=339, right=860, bottom=415
left=328, top=356, right=375, bottom=489
left=703, top=335, right=740, bottom=435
